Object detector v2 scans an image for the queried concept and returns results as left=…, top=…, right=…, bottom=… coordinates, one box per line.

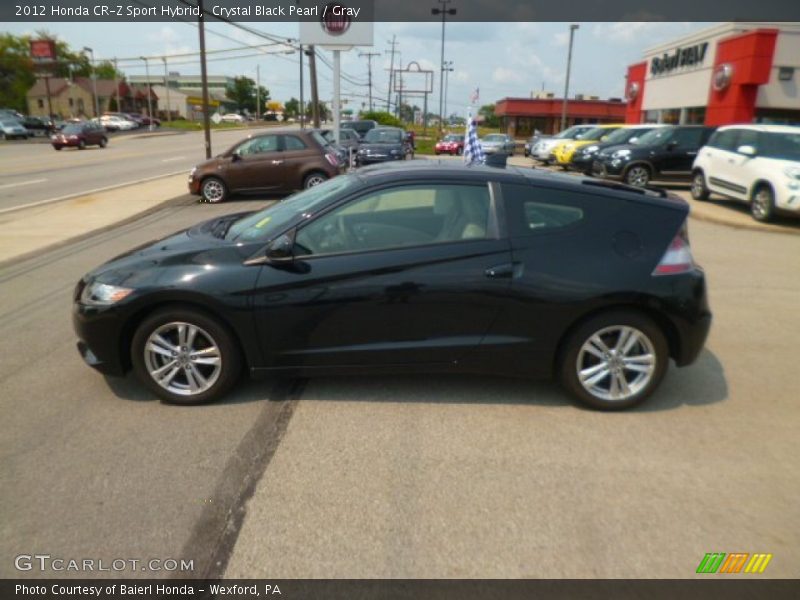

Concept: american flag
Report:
left=463, top=113, right=485, bottom=166
left=469, top=87, right=480, bottom=104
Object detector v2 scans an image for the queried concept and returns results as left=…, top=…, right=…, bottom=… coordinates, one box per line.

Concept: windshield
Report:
left=634, top=127, right=674, bottom=146
left=483, top=134, right=505, bottom=142
left=443, top=134, right=463, bottom=142
left=603, top=127, right=646, bottom=145
left=760, top=132, right=800, bottom=161
left=1, top=120, right=19, bottom=127
left=554, top=126, right=587, bottom=139
left=577, top=127, right=610, bottom=141
left=227, top=175, right=360, bottom=242
left=364, top=129, right=402, bottom=143
left=61, top=124, right=83, bottom=134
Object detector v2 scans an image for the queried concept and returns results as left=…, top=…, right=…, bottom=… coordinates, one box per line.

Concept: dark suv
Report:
left=342, top=119, right=378, bottom=139
left=188, top=129, right=343, bottom=203
left=592, top=125, right=716, bottom=187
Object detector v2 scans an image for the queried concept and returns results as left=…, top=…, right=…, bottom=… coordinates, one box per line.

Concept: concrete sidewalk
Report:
left=0, top=173, right=190, bottom=266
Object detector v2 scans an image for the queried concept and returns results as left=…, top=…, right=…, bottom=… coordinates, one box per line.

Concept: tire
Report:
left=303, top=171, right=328, bottom=189
left=558, top=310, right=668, bottom=411
left=751, top=184, right=775, bottom=223
left=131, top=307, right=242, bottom=405
left=690, top=170, right=709, bottom=201
left=457, top=147, right=463, bottom=156
left=53, top=145, right=63, bottom=151
left=624, top=164, right=650, bottom=187
left=435, top=151, right=440, bottom=155
left=200, top=176, right=228, bottom=203
left=78, top=139, right=86, bottom=150
left=99, top=137, right=108, bottom=148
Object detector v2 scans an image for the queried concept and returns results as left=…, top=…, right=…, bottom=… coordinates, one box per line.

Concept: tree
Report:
left=305, top=101, right=329, bottom=122
left=225, top=76, right=270, bottom=113
left=360, top=110, right=402, bottom=127
left=283, top=97, right=299, bottom=119
left=478, top=103, right=500, bottom=128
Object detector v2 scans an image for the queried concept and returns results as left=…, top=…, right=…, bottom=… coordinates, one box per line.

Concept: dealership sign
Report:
left=650, top=42, right=709, bottom=76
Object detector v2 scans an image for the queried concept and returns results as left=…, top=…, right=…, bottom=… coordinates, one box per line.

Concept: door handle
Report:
left=271, top=160, right=284, bottom=165
left=485, top=262, right=521, bottom=279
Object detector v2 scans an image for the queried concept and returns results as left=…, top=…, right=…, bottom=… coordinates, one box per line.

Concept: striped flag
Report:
left=470, top=87, right=480, bottom=104
left=463, top=113, right=485, bottom=166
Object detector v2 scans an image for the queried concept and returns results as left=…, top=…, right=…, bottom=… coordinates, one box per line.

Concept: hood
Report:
left=597, top=142, right=647, bottom=158
left=359, top=142, right=404, bottom=153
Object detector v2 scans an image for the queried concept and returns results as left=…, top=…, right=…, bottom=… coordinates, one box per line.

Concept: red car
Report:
left=434, top=133, right=465, bottom=156
left=51, top=121, right=108, bottom=150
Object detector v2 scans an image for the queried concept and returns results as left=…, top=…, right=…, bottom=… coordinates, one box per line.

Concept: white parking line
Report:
left=0, top=178, right=48, bottom=190
left=161, top=156, right=187, bottom=162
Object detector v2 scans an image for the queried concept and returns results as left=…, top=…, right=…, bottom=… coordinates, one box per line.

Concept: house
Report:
left=26, top=77, right=158, bottom=119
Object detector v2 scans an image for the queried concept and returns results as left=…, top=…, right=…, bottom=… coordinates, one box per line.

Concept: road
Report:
left=1, top=190, right=798, bottom=580
left=0, top=126, right=280, bottom=212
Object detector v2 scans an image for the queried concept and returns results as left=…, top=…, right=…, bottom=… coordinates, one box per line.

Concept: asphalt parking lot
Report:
left=1, top=176, right=798, bottom=579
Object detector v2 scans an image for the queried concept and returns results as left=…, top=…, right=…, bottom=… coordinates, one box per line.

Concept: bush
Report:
left=360, top=111, right=402, bottom=127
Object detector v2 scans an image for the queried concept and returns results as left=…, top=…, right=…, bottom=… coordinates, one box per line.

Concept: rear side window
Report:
left=284, top=135, right=308, bottom=150
left=502, top=183, right=589, bottom=236
left=708, top=129, right=739, bottom=151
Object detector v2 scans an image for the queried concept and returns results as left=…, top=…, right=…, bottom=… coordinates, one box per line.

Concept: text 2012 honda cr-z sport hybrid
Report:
left=73, top=162, right=712, bottom=410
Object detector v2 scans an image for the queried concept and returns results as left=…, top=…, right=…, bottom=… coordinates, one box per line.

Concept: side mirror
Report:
left=265, top=232, right=295, bottom=263
left=737, top=145, right=756, bottom=157
left=230, top=151, right=242, bottom=162
left=629, top=137, right=639, bottom=144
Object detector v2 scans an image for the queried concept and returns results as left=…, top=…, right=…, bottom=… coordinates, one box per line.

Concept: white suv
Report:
left=691, top=124, right=800, bottom=222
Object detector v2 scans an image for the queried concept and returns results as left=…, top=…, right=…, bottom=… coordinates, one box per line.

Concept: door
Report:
left=723, top=129, right=759, bottom=199
left=280, top=134, right=321, bottom=189
left=659, top=128, right=704, bottom=176
left=223, top=134, right=283, bottom=192
left=252, top=182, right=513, bottom=368
left=703, top=129, right=747, bottom=198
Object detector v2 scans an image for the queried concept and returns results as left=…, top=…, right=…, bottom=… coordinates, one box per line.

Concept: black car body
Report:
left=341, top=119, right=378, bottom=139
left=355, top=127, right=413, bottom=165
left=592, top=125, right=716, bottom=187
left=74, top=162, right=711, bottom=410
left=22, top=116, right=55, bottom=137
left=570, top=126, right=662, bottom=174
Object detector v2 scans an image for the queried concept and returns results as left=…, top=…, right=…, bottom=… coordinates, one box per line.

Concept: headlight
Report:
left=80, top=282, right=134, bottom=306
left=612, top=149, right=631, bottom=159
left=583, top=145, right=599, bottom=154
left=784, top=166, right=800, bottom=180
left=189, top=167, right=197, bottom=178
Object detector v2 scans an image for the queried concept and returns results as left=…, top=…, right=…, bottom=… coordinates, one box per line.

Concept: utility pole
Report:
left=198, top=0, right=212, bottom=158
left=140, top=56, right=154, bottom=131
left=308, top=45, right=320, bottom=128
left=299, top=43, right=304, bottom=128
left=561, top=24, right=579, bottom=131
left=443, top=60, right=453, bottom=126
left=162, top=56, right=171, bottom=122
left=359, top=51, right=380, bottom=112
left=386, top=35, right=397, bottom=113
left=112, top=58, right=119, bottom=112
left=256, top=64, right=261, bottom=120
left=83, top=47, right=99, bottom=118
left=432, top=0, right=456, bottom=132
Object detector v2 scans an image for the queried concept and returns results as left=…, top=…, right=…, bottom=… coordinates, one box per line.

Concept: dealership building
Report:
left=625, top=22, right=800, bottom=126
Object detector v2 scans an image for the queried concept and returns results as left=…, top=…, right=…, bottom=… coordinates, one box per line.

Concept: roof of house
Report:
left=27, top=78, right=157, bottom=99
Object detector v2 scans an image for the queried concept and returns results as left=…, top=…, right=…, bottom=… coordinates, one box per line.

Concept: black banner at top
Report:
left=2, top=0, right=800, bottom=22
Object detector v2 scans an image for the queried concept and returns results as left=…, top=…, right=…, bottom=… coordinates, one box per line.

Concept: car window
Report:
left=364, top=129, right=403, bottom=143
left=708, top=129, right=739, bottom=152
left=502, top=183, right=588, bottom=236
left=237, top=135, right=278, bottom=156
left=672, top=128, right=704, bottom=148
left=759, top=132, right=800, bottom=161
left=295, top=184, right=492, bottom=256
left=736, top=129, right=759, bottom=149
left=283, top=135, right=308, bottom=151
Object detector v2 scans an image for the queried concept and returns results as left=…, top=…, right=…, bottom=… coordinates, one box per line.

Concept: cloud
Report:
left=492, top=67, right=524, bottom=84
left=553, top=31, right=570, bottom=47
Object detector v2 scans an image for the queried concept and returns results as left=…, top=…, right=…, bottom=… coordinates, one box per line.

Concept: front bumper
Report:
left=592, top=158, right=626, bottom=179
left=571, top=154, right=596, bottom=171
left=72, top=298, right=129, bottom=377
left=355, top=154, right=404, bottom=165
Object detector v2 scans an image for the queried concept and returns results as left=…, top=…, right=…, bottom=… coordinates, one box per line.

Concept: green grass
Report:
left=161, top=120, right=284, bottom=132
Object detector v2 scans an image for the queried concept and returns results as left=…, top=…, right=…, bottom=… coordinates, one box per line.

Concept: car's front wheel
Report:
left=303, top=171, right=328, bottom=188
left=625, top=164, right=651, bottom=187
left=201, top=176, right=227, bottom=203
left=751, top=184, right=775, bottom=222
left=691, top=170, right=709, bottom=200
left=78, top=139, right=86, bottom=150
left=559, top=311, right=668, bottom=410
left=131, top=308, right=242, bottom=405
left=99, top=137, right=108, bottom=148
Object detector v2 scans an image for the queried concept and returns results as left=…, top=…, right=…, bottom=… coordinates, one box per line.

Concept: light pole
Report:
left=560, top=24, right=579, bottom=131
left=432, top=0, right=456, bottom=132
left=82, top=46, right=99, bottom=118
left=162, top=56, right=171, bottom=123
left=443, top=60, right=453, bottom=127
left=140, top=56, right=154, bottom=131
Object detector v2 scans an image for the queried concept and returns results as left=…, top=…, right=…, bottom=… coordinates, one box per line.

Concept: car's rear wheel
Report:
left=751, top=184, right=775, bottom=222
left=53, top=145, right=62, bottom=151
left=559, top=311, right=668, bottom=410
left=201, top=177, right=227, bottom=203
left=691, top=171, right=709, bottom=200
left=625, top=164, right=650, bottom=187
left=131, top=308, right=241, bottom=405
left=99, top=137, right=108, bottom=148
left=304, top=172, right=328, bottom=188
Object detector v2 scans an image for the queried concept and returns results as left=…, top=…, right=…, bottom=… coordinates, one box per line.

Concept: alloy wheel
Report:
left=751, top=187, right=774, bottom=221
left=143, top=322, right=222, bottom=396
left=305, top=174, right=326, bottom=188
left=626, top=166, right=649, bottom=187
left=202, top=179, right=225, bottom=203
left=576, top=325, right=656, bottom=403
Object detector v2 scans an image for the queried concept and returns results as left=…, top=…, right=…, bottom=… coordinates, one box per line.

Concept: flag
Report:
left=463, top=113, right=485, bottom=166
left=469, top=87, right=480, bottom=105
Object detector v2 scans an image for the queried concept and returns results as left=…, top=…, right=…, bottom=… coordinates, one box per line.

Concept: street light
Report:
left=443, top=60, right=454, bottom=126
left=139, top=56, right=154, bottom=131
left=161, top=56, right=171, bottom=123
left=82, top=46, right=99, bottom=118
left=432, top=0, right=456, bottom=132
left=560, top=24, right=579, bottom=131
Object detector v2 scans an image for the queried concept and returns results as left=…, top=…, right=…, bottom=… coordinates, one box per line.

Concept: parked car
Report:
left=221, top=113, right=246, bottom=123
left=592, top=125, right=716, bottom=187
left=99, top=115, right=137, bottom=131
left=570, top=125, right=665, bottom=174
left=355, top=127, right=413, bottom=165
left=524, top=133, right=546, bottom=157
left=480, top=133, right=516, bottom=155
left=73, top=163, right=711, bottom=410
left=51, top=121, right=108, bottom=150
left=0, top=119, right=29, bottom=140
left=551, top=124, right=625, bottom=169
left=691, top=124, right=800, bottom=222
left=435, top=133, right=465, bottom=156
left=318, top=128, right=360, bottom=165
left=21, top=116, right=55, bottom=137
left=341, top=119, right=378, bottom=139
left=128, top=112, right=160, bottom=127
left=316, top=129, right=348, bottom=165
left=530, top=125, right=596, bottom=164
left=188, top=129, right=342, bottom=203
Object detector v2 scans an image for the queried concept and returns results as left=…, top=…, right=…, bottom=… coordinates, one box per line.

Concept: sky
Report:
left=3, top=21, right=715, bottom=115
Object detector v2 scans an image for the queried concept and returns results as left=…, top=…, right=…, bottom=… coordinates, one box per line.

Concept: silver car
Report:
left=1, top=119, right=29, bottom=140
left=531, top=125, right=596, bottom=164
left=480, top=133, right=516, bottom=155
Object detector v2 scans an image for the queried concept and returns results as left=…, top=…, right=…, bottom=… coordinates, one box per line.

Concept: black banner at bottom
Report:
left=3, top=579, right=800, bottom=600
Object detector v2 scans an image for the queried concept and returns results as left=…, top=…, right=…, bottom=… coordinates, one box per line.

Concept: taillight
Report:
left=325, top=152, right=339, bottom=167
left=653, top=222, right=695, bottom=276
